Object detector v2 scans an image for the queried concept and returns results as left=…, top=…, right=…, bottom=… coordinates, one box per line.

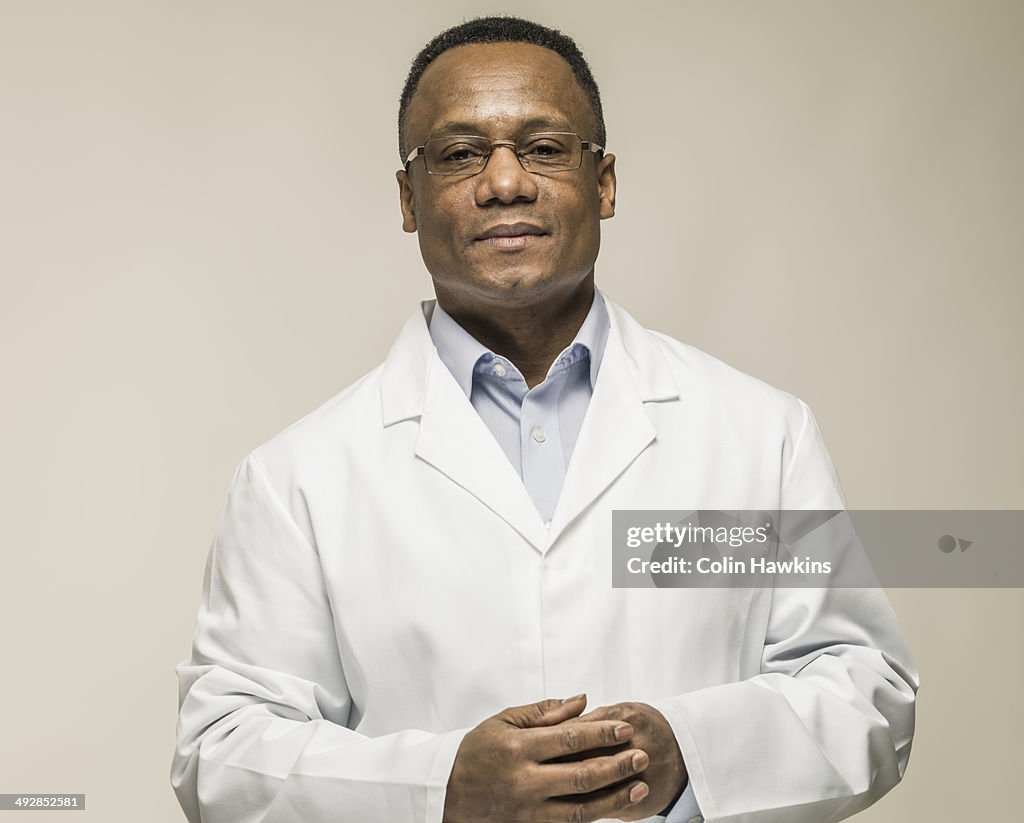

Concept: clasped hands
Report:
left=443, top=694, right=687, bottom=823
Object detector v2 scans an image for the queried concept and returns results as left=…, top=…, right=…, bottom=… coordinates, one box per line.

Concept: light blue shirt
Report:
left=428, top=290, right=704, bottom=823
left=428, top=291, right=609, bottom=523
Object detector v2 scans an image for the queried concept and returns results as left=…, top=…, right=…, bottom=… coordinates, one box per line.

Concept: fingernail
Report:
left=629, top=783, right=649, bottom=803
left=614, top=723, right=632, bottom=741
left=632, top=751, right=648, bottom=770
left=560, top=693, right=586, bottom=703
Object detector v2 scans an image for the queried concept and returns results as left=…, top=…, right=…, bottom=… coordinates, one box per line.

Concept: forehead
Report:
left=405, top=42, right=595, bottom=141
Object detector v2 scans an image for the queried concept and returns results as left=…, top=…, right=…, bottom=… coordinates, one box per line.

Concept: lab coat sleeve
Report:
left=652, top=400, right=918, bottom=823
left=171, top=454, right=468, bottom=823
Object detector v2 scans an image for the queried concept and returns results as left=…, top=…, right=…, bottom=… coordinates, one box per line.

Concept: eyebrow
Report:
left=426, top=116, right=574, bottom=140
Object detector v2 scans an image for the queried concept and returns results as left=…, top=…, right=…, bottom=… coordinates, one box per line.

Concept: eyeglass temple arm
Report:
left=403, top=146, right=425, bottom=170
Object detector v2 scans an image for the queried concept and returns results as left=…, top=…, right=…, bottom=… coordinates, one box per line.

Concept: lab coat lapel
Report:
left=380, top=302, right=548, bottom=552
left=416, top=362, right=549, bottom=551
left=547, top=298, right=680, bottom=542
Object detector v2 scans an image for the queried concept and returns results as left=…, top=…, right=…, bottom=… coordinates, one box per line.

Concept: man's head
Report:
left=398, top=17, right=607, bottom=160
left=396, top=17, right=616, bottom=318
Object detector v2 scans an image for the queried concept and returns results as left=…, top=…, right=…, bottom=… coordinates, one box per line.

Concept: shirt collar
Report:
left=428, top=290, right=610, bottom=398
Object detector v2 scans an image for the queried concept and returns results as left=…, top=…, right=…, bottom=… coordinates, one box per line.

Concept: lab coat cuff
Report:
left=663, top=781, right=702, bottom=823
left=425, top=727, right=471, bottom=823
left=650, top=696, right=717, bottom=822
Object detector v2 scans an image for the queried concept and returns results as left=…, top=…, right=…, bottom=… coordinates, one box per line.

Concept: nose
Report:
left=474, top=142, right=539, bottom=206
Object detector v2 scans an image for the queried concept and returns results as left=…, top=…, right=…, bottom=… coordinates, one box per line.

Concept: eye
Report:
left=520, top=136, right=570, bottom=160
left=438, top=142, right=487, bottom=162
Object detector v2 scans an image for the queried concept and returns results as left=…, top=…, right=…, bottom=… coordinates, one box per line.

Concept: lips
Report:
left=475, top=222, right=548, bottom=241
left=474, top=222, right=548, bottom=251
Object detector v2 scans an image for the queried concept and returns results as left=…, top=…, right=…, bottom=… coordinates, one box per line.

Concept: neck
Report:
left=436, top=280, right=595, bottom=389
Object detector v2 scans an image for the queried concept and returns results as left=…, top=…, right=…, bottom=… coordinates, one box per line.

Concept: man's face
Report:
left=397, top=42, right=616, bottom=313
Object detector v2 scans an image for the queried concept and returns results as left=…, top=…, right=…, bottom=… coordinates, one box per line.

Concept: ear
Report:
left=396, top=169, right=417, bottom=233
left=596, top=152, right=616, bottom=220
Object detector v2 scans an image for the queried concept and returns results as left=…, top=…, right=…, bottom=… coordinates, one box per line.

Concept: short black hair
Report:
left=398, top=16, right=606, bottom=158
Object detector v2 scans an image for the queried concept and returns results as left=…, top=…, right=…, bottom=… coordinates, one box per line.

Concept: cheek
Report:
left=415, top=193, right=470, bottom=245
left=557, top=193, right=601, bottom=249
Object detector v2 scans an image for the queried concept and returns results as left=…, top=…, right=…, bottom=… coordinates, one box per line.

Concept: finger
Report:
left=539, top=748, right=649, bottom=797
left=523, top=718, right=634, bottom=762
left=503, top=694, right=588, bottom=729
left=577, top=703, right=645, bottom=729
left=541, top=780, right=650, bottom=823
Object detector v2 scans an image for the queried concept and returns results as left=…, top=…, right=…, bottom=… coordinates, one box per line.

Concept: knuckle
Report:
left=525, top=703, right=547, bottom=724
left=567, top=802, right=586, bottom=823
left=509, top=766, right=533, bottom=801
left=619, top=755, right=635, bottom=779
left=572, top=765, right=592, bottom=793
left=602, top=706, right=623, bottom=724
left=499, top=708, right=526, bottom=729
left=537, top=698, right=560, bottom=715
left=561, top=725, right=581, bottom=753
left=505, top=732, right=525, bottom=758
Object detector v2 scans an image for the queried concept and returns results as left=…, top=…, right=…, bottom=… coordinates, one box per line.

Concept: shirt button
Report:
left=491, top=362, right=508, bottom=377
left=687, top=817, right=703, bottom=823
left=531, top=426, right=546, bottom=443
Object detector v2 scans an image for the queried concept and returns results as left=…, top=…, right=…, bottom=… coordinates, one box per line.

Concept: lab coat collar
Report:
left=380, top=302, right=436, bottom=427
left=602, top=295, right=680, bottom=404
left=545, top=296, right=680, bottom=544
left=379, top=291, right=681, bottom=551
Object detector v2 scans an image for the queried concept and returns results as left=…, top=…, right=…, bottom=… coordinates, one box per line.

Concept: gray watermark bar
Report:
left=0, top=795, right=84, bottom=811
left=612, top=510, right=1024, bottom=588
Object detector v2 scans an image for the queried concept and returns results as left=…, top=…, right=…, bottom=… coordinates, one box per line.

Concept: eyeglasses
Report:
left=404, top=132, right=604, bottom=176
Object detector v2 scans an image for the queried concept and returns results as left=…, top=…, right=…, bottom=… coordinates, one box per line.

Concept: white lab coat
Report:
left=172, top=294, right=917, bottom=823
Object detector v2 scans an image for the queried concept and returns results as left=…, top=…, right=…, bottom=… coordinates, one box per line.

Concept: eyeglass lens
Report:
left=423, top=133, right=584, bottom=176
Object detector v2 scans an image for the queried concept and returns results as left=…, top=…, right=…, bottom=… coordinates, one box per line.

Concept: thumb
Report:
left=502, top=694, right=588, bottom=729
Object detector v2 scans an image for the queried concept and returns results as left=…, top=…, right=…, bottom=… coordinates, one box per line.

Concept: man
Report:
left=172, top=17, right=916, bottom=823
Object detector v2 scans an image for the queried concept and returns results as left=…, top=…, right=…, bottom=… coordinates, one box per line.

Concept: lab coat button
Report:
left=531, top=427, right=546, bottom=443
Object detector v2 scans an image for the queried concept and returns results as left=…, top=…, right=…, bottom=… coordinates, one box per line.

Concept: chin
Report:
left=469, top=267, right=589, bottom=304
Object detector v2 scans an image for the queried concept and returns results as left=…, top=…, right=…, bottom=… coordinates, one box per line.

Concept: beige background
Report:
left=1, top=1, right=1021, bottom=820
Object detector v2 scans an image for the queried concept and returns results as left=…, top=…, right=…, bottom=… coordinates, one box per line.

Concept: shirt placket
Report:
left=520, top=369, right=568, bottom=524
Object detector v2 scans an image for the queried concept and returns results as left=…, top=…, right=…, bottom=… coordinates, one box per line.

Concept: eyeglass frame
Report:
left=403, top=132, right=605, bottom=176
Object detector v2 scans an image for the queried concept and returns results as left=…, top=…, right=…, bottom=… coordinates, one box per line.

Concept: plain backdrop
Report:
left=1, top=1, right=1021, bottom=820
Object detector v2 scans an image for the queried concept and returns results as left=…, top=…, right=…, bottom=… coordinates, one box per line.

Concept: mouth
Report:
left=474, top=222, right=548, bottom=250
